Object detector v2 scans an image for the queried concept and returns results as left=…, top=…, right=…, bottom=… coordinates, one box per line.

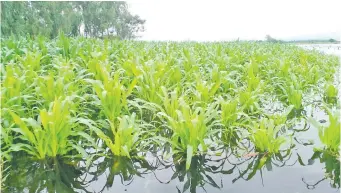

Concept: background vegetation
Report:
left=0, top=1, right=145, bottom=39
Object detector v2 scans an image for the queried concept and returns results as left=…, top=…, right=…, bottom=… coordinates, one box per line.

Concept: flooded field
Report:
left=1, top=37, right=340, bottom=193
left=298, top=44, right=341, bottom=56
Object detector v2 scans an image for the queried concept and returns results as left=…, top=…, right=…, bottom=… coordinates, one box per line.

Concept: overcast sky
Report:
left=128, top=0, right=341, bottom=41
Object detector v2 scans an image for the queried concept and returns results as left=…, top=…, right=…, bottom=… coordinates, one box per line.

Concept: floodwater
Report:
left=297, top=44, right=341, bottom=56
left=3, top=44, right=340, bottom=193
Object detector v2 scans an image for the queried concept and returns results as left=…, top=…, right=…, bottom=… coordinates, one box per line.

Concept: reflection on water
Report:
left=302, top=149, right=340, bottom=189
left=3, top=135, right=340, bottom=193
left=4, top=157, right=91, bottom=193
left=91, top=156, right=156, bottom=192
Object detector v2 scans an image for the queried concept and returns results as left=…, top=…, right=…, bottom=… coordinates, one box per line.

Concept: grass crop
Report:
left=249, top=118, right=287, bottom=155
left=158, top=100, right=220, bottom=169
left=8, top=98, right=91, bottom=159
left=308, top=106, right=340, bottom=153
left=0, top=34, right=339, bottom=192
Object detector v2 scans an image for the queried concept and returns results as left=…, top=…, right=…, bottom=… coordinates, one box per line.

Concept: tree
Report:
left=1, top=2, right=29, bottom=36
left=76, top=2, right=145, bottom=39
left=1, top=1, right=145, bottom=39
left=265, top=35, right=278, bottom=42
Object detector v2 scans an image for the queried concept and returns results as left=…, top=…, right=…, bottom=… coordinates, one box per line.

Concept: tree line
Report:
left=1, top=1, right=145, bottom=39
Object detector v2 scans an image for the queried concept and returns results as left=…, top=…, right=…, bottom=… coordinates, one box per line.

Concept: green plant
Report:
left=36, top=72, right=65, bottom=104
left=135, top=61, right=173, bottom=105
left=19, top=51, right=42, bottom=71
left=91, top=113, right=143, bottom=158
left=250, top=118, right=287, bottom=155
left=266, top=105, right=294, bottom=126
left=87, top=56, right=111, bottom=82
left=286, top=85, right=302, bottom=109
left=1, top=65, right=23, bottom=108
left=221, top=99, right=238, bottom=124
left=194, top=74, right=221, bottom=103
left=0, top=156, right=10, bottom=192
left=239, top=90, right=260, bottom=113
left=220, top=99, right=243, bottom=144
left=245, top=61, right=261, bottom=92
left=9, top=98, right=89, bottom=159
left=159, top=99, right=220, bottom=169
left=92, top=73, right=136, bottom=124
left=308, top=107, right=340, bottom=152
left=160, top=87, right=181, bottom=120
left=324, top=82, right=338, bottom=98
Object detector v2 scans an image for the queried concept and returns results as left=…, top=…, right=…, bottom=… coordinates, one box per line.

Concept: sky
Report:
left=128, top=0, right=341, bottom=41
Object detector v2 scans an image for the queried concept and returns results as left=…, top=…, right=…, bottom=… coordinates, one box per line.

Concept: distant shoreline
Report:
left=290, top=42, right=340, bottom=45
left=265, top=36, right=340, bottom=45
left=281, top=39, right=340, bottom=45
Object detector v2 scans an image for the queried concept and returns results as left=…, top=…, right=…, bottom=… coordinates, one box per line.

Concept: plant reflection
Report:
left=90, top=155, right=155, bottom=192
left=230, top=146, right=294, bottom=185
left=302, top=149, right=340, bottom=189
left=3, top=140, right=340, bottom=193
left=4, top=157, right=91, bottom=193
left=153, top=153, right=234, bottom=193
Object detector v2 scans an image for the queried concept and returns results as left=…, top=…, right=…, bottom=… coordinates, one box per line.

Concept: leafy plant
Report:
left=92, top=73, right=136, bottom=124
left=36, top=72, right=66, bottom=105
left=1, top=65, right=23, bottom=108
left=9, top=98, right=89, bottom=159
left=194, top=74, right=221, bottom=104
left=91, top=113, right=144, bottom=158
left=239, top=90, right=260, bottom=113
left=266, top=105, right=294, bottom=126
left=220, top=98, right=245, bottom=145
left=0, top=157, right=10, bottom=192
left=308, top=107, right=340, bottom=153
left=135, top=61, right=174, bottom=105
left=158, top=99, right=220, bottom=169
left=19, top=51, right=42, bottom=71
left=324, top=82, right=338, bottom=98
left=286, top=85, right=302, bottom=109
left=250, top=118, right=287, bottom=155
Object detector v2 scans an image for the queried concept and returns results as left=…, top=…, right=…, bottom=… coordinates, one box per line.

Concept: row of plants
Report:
left=1, top=34, right=340, bottom=192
